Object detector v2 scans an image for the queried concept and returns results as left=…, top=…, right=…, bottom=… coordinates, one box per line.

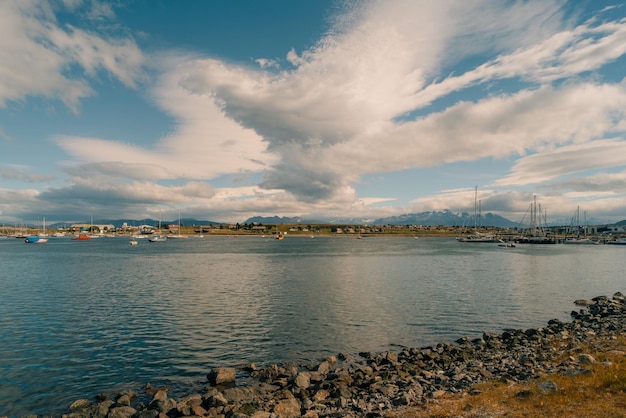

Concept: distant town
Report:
left=3, top=214, right=626, bottom=242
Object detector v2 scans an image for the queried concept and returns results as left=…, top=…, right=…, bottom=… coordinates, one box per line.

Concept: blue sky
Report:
left=2, top=0, right=626, bottom=225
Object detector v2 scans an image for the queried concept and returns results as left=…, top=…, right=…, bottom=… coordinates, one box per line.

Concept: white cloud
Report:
left=494, top=139, right=626, bottom=187
left=414, top=14, right=626, bottom=107
left=0, top=0, right=144, bottom=112
left=323, top=82, right=626, bottom=177
left=255, top=58, right=279, bottom=70
left=0, top=166, right=55, bottom=182
left=56, top=55, right=276, bottom=181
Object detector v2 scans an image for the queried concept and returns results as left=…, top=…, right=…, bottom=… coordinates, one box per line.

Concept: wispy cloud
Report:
left=494, top=139, right=626, bottom=186
left=0, top=166, right=55, bottom=182
left=0, top=0, right=144, bottom=112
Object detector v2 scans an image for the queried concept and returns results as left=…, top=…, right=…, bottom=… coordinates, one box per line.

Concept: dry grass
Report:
left=387, top=336, right=626, bottom=418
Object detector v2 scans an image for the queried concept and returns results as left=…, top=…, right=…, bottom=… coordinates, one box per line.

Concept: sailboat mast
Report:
left=530, top=196, right=537, bottom=236
left=473, top=186, right=478, bottom=230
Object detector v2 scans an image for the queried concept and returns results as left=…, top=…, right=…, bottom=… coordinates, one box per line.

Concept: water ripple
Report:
left=1, top=237, right=624, bottom=416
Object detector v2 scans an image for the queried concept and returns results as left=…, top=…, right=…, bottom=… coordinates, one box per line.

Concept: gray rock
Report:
left=272, top=397, right=301, bottom=418
left=68, top=399, right=91, bottom=410
left=294, top=371, right=311, bottom=389
left=207, top=367, right=236, bottom=386
left=316, top=360, right=331, bottom=375
left=222, top=386, right=257, bottom=404
left=578, top=353, right=596, bottom=364
left=115, top=394, right=132, bottom=407
left=134, top=410, right=160, bottom=418
left=151, top=389, right=168, bottom=402
left=574, top=299, right=594, bottom=306
left=107, top=406, right=137, bottom=418
left=537, top=380, right=558, bottom=394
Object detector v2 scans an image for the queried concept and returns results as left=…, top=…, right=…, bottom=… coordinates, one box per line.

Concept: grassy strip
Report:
left=387, top=336, right=626, bottom=418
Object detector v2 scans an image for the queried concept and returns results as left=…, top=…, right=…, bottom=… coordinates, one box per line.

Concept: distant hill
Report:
left=245, top=211, right=518, bottom=227
left=244, top=216, right=312, bottom=225
left=44, top=215, right=626, bottom=230
left=371, top=210, right=519, bottom=228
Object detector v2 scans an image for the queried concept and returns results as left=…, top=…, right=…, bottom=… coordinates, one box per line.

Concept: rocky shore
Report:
left=42, top=292, right=626, bottom=418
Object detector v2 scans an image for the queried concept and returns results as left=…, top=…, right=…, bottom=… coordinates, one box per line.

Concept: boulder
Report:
left=294, top=372, right=311, bottom=389
left=68, top=399, right=91, bottom=410
left=273, top=397, right=301, bottom=418
left=207, top=367, right=236, bottom=386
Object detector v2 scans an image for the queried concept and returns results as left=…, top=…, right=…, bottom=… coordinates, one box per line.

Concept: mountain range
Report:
left=42, top=211, right=626, bottom=230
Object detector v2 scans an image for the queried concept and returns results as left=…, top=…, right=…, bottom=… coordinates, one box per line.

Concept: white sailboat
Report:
left=514, top=196, right=556, bottom=244
left=564, top=206, right=598, bottom=245
left=457, top=186, right=498, bottom=243
left=149, top=212, right=167, bottom=242
left=168, top=211, right=187, bottom=239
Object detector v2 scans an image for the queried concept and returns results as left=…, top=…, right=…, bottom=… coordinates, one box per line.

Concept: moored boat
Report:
left=498, top=239, right=516, bottom=248
left=514, top=195, right=556, bottom=244
left=72, top=234, right=91, bottom=241
left=24, top=217, right=49, bottom=244
left=458, top=234, right=499, bottom=243
left=606, top=238, right=626, bottom=245
left=149, top=212, right=167, bottom=242
left=563, top=237, right=599, bottom=245
left=458, top=186, right=499, bottom=243
left=149, top=234, right=167, bottom=242
left=24, top=235, right=47, bottom=244
left=168, top=211, right=187, bottom=239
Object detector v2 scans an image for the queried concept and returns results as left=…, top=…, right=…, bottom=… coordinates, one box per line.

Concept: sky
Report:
left=1, top=0, right=626, bottom=225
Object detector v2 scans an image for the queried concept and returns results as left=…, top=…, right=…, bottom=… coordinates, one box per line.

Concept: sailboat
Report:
left=564, top=206, right=598, bottom=245
left=25, top=217, right=49, bottom=244
left=149, top=212, right=167, bottom=242
left=514, top=196, right=556, bottom=244
left=168, top=211, right=187, bottom=239
left=457, top=187, right=498, bottom=243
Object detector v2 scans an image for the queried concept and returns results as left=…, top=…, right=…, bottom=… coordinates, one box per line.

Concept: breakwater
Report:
left=52, top=292, right=625, bottom=418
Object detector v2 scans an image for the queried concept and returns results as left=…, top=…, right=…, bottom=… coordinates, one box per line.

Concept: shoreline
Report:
left=47, top=292, right=626, bottom=418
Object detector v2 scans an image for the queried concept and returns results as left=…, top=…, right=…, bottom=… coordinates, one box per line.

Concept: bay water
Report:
left=1, top=235, right=624, bottom=416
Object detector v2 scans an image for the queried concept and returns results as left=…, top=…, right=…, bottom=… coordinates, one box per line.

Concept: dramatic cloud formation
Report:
left=1, top=0, right=626, bottom=224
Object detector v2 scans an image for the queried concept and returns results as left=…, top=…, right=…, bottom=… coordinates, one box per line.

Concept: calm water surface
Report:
left=1, top=235, right=624, bottom=416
